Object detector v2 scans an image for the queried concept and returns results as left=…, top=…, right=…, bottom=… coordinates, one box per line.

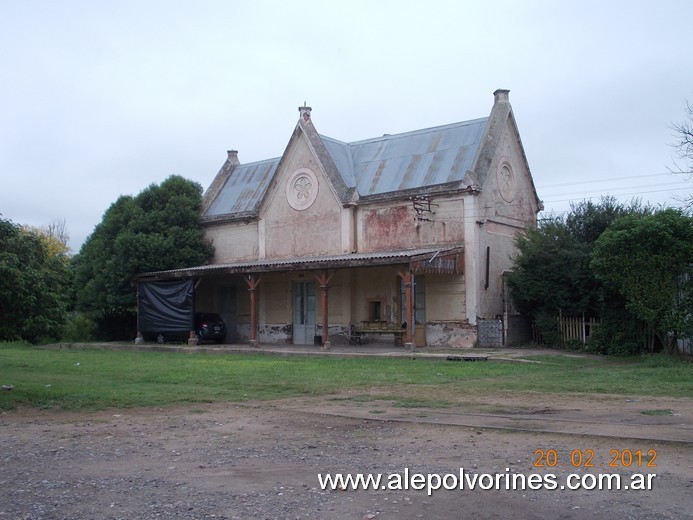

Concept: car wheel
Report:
left=156, top=333, right=165, bottom=344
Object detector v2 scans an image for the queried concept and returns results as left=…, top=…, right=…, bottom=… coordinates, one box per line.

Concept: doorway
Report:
left=401, top=276, right=426, bottom=346
left=292, top=281, right=316, bottom=345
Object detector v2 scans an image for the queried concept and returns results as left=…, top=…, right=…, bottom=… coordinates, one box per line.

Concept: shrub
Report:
left=61, top=312, right=99, bottom=342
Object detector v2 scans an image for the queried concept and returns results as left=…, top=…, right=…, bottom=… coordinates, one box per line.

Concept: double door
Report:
left=293, top=281, right=316, bottom=345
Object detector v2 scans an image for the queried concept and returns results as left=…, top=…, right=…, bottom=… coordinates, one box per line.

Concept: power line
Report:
left=537, top=171, right=679, bottom=189
left=541, top=181, right=690, bottom=199
left=542, top=186, right=689, bottom=204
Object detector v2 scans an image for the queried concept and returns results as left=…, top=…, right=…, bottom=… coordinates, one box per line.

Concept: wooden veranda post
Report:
left=135, top=284, right=144, bottom=344
left=398, top=269, right=414, bottom=348
left=315, top=270, right=335, bottom=350
left=245, top=274, right=262, bottom=347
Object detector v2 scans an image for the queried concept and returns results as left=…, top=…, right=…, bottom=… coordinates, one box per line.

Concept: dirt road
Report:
left=1, top=390, right=691, bottom=520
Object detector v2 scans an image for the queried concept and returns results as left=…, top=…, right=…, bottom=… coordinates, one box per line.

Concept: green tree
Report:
left=591, top=209, right=693, bottom=353
left=72, top=176, right=214, bottom=339
left=0, top=218, right=71, bottom=342
left=507, top=197, right=651, bottom=353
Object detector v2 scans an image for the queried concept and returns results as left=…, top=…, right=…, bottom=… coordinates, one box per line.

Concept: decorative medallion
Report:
left=497, top=162, right=516, bottom=202
left=286, top=168, right=319, bottom=210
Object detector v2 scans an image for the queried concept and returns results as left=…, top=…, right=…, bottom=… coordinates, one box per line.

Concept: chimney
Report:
left=493, top=89, right=510, bottom=104
left=223, top=150, right=240, bottom=171
left=298, top=102, right=312, bottom=121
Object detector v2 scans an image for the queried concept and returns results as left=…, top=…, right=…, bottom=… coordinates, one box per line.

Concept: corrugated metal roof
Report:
left=321, top=135, right=356, bottom=187
left=205, top=158, right=279, bottom=216
left=349, top=117, right=488, bottom=195
left=137, top=247, right=448, bottom=279
left=204, top=116, right=488, bottom=218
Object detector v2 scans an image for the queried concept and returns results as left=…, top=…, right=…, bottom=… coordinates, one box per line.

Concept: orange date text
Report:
left=532, top=449, right=657, bottom=468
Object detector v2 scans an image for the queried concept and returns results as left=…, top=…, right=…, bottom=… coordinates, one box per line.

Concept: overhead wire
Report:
left=538, top=171, right=678, bottom=189
left=403, top=170, right=691, bottom=223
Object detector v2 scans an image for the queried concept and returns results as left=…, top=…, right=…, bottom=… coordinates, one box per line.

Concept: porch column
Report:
left=244, top=274, right=262, bottom=347
left=135, top=284, right=144, bottom=344
left=188, top=278, right=202, bottom=346
left=315, top=270, right=335, bottom=350
left=188, top=278, right=203, bottom=346
left=398, top=269, right=414, bottom=349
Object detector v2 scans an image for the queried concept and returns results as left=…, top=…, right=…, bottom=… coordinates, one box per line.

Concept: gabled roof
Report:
left=322, top=117, right=487, bottom=197
left=201, top=90, right=533, bottom=221
left=203, top=118, right=487, bottom=220
left=205, top=158, right=279, bottom=216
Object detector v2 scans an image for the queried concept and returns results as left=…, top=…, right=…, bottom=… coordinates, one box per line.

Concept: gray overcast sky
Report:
left=1, top=0, right=692, bottom=252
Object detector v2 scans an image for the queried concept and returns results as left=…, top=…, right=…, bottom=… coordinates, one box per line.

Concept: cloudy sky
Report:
left=1, top=0, right=691, bottom=252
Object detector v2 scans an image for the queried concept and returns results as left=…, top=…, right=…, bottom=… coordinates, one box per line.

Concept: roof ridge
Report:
left=234, top=156, right=281, bottom=167
left=347, top=116, right=489, bottom=146
left=317, top=116, right=489, bottom=148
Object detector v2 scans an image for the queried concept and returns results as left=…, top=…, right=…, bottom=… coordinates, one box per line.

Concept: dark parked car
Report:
left=150, top=313, right=227, bottom=344
left=194, top=312, right=227, bottom=344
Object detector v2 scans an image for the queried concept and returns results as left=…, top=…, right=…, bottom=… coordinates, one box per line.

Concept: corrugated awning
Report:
left=135, top=246, right=464, bottom=281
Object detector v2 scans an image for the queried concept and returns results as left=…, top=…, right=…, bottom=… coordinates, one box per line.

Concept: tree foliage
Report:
left=23, top=218, right=71, bottom=257
left=507, top=197, right=652, bottom=354
left=72, top=176, right=214, bottom=339
left=591, top=209, right=693, bottom=353
left=0, top=217, right=71, bottom=342
left=509, top=198, right=648, bottom=315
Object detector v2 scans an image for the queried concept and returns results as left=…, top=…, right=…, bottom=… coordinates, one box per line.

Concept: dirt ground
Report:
left=1, top=391, right=691, bottom=520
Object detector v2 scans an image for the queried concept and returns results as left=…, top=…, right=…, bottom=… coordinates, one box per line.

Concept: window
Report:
left=367, top=298, right=385, bottom=321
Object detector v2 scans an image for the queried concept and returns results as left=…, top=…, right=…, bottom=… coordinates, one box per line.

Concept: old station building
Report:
left=137, top=90, right=542, bottom=348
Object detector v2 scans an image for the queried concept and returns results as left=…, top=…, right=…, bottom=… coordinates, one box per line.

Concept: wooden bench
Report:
left=351, top=322, right=404, bottom=346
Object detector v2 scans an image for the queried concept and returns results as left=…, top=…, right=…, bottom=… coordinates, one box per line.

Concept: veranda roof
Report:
left=135, top=246, right=464, bottom=281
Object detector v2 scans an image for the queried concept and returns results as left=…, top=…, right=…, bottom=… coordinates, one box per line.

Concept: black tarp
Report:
left=138, top=280, right=194, bottom=333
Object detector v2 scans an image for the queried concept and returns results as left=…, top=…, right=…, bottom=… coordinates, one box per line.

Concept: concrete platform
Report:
left=41, top=341, right=583, bottom=363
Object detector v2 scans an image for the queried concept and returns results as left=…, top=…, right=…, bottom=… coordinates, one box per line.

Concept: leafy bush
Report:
left=61, top=312, right=99, bottom=342
left=533, top=312, right=561, bottom=347
left=0, top=218, right=71, bottom=342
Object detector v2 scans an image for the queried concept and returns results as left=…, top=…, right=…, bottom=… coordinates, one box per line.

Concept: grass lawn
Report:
left=0, top=342, right=691, bottom=411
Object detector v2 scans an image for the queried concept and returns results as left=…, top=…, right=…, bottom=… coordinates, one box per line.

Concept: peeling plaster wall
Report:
left=251, top=271, right=352, bottom=345
left=317, top=324, right=351, bottom=345
left=257, top=324, right=292, bottom=344
left=426, top=321, right=477, bottom=348
left=358, top=197, right=466, bottom=252
left=194, top=266, right=474, bottom=347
